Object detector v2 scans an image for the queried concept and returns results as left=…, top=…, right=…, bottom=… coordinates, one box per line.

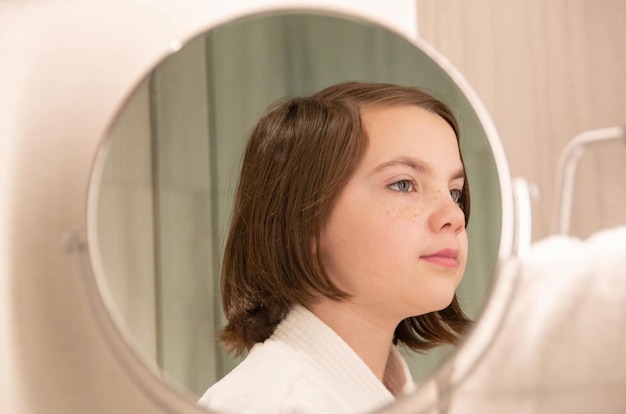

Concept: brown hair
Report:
left=219, top=82, right=471, bottom=356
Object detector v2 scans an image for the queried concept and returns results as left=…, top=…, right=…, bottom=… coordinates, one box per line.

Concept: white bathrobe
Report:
left=198, top=305, right=414, bottom=414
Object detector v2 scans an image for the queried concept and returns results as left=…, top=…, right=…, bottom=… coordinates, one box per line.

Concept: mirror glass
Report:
left=94, top=11, right=502, bottom=399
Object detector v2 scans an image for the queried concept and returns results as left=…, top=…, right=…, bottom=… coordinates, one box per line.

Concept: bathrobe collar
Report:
left=271, top=304, right=415, bottom=408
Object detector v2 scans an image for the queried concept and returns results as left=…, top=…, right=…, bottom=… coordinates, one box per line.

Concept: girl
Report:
left=199, top=82, right=470, bottom=413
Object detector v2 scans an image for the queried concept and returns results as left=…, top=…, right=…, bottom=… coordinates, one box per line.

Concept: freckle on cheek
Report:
left=413, top=207, right=424, bottom=220
left=388, top=206, right=423, bottom=220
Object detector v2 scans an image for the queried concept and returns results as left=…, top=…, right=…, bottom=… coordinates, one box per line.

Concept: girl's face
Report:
left=319, top=105, right=468, bottom=324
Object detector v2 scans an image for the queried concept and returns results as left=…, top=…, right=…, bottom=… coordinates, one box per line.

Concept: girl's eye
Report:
left=388, top=180, right=414, bottom=193
left=450, top=189, right=463, bottom=204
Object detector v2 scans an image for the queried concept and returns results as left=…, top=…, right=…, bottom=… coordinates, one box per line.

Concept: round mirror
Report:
left=91, top=10, right=507, bottom=403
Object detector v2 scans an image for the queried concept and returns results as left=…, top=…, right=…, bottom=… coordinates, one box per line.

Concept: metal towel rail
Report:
left=552, top=126, right=625, bottom=235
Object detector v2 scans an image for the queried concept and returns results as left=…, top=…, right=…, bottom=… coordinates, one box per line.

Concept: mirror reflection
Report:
left=95, top=12, right=502, bottom=398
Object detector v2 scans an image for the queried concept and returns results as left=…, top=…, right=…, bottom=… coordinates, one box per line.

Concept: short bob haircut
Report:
left=219, top=81, right=471, bottom=356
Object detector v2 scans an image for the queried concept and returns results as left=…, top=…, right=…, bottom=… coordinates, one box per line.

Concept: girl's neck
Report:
left=306, top=298, right=397, bottom=382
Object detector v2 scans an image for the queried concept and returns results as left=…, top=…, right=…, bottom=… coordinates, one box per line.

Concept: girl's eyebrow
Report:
left=370, top=156, right=465, bottom=180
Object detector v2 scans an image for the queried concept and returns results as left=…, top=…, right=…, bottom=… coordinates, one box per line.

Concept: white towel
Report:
left=446, top=226, right=626, bottom=414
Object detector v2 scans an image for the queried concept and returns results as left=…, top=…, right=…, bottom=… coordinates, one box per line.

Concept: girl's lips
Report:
left=421, top=248, right=459, bottom=268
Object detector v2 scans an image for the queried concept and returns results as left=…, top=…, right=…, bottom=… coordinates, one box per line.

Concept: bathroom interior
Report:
left=1, top=0, right=625, bottom=413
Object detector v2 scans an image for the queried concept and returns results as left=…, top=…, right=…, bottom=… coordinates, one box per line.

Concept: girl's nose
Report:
left=429, top=193, right=466, bottom=234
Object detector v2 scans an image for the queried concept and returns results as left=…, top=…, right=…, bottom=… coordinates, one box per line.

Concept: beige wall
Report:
left=418, top=0, right=626, bottom=240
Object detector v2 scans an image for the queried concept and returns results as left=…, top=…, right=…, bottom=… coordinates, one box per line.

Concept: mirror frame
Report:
left=84, top=6, right=518, bottom=412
